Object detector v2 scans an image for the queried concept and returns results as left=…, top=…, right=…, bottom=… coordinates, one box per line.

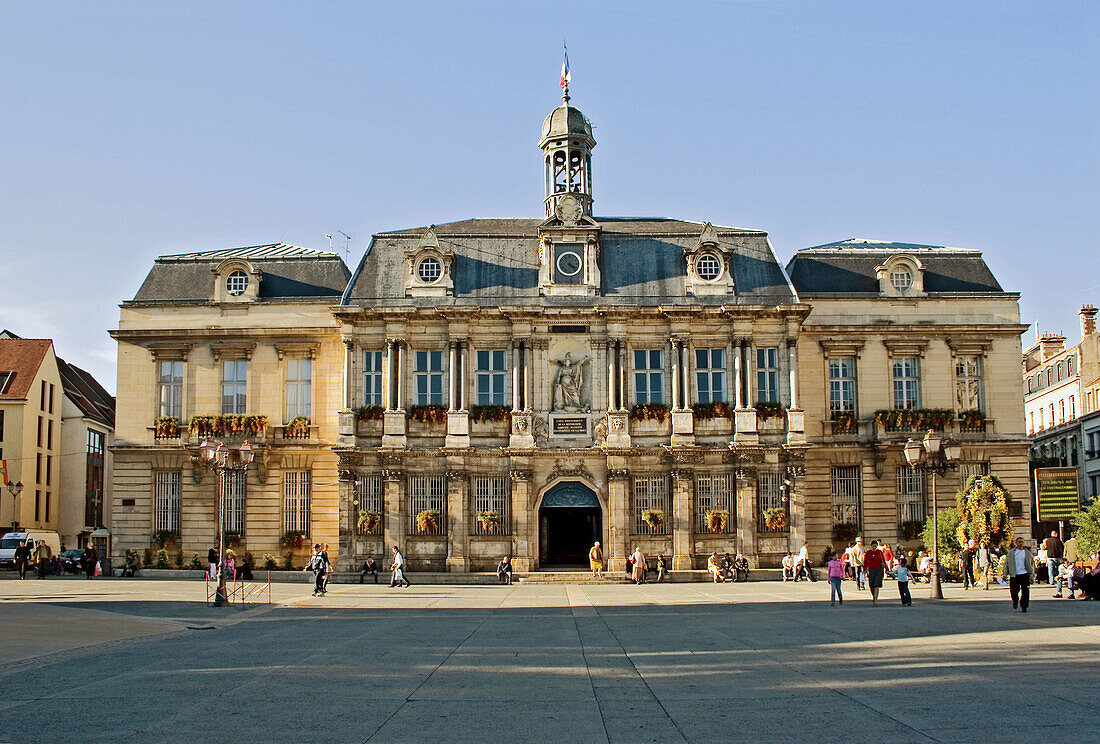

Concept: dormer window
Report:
left=890, top=268, right=913, bottom=292
left=417, top=257, right=442, bottom=284
left=226, top=270, right=249, bottom=296
left=683, top=223, right=734, bottom=296
left=695, top=252, right=723, bottom=282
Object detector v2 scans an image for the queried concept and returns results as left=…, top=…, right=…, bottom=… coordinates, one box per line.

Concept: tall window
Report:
left=283, top=471, right=311, bottom=535
left=476, top=350, right=508, bottom=406
left=415, top=350, right=444, bottom=406
left=363, top=351, right=383, bottom=406
left=154, top=471, right=181, bottom=533
left=86, top=429, right=105, bottom=527
left=1070, top=395, right=1076, bottom=419
left=472, top=475, right=509, bottom=535
left=757, top=471, right=786, bottom=532
left=221, top=470, right=246, bottom=534
left=633, top=349, right=664, bottom=404
left=222, top=360, right=247, bottom=414
left=892, top=357, right=920, bottom=409
left=695, top=348, right=726, bottom=403
left=831, top=466, right=862, bottom=529
left=409, top=474, right=446, bottom=535
left=955, top=356, right=983, bottom=411
left=1059, top=399, right=1066, bottom=424
left=695, top=473, right=734, bottom=533
left=756, top=347, right=780, bottom=403
left=896, top=468, right=927, bottom=527
left=633, top=475, right=670, bottom=535
left=356, top=475, right=383, bottom=534
left=828, top=357, right=856, bottom=417
left=285, top=358, right=311, bottom=420
left=158, top=360, right=183, bottom=418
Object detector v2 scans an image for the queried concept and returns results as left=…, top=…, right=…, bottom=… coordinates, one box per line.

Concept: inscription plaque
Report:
left=551, top=416, right=589, bottom=435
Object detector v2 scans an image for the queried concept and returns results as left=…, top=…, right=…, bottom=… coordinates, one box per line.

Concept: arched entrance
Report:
left=539, top=481, right=602, bottom=567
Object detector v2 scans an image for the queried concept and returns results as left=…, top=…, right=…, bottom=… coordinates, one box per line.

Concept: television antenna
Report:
left=337, top=230, right=352, bottom=263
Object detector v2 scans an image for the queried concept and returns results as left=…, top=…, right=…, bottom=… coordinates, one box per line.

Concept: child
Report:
left=827, top=552, right=845, bottom=606
left=896, top=556, right=913, bottom=606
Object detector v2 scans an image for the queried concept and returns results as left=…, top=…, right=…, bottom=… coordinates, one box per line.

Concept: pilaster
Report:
left=607, top=462, right=630, bottom=572
left=671, top=468, right=694, bottom=570
left=445, top=468, right=468, bottom=572
left=382, top=466, right=406, bottom=556
left=509, top=467, right=534, bottom=571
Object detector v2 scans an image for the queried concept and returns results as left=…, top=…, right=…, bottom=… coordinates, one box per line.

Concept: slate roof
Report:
left=785, top=238, right=1005, bottom=295
left=0, top=339, right=52, bottom=401
left=57, top=358, right=115, bottom=428
left=343, top=217, right=795, bottom=308
left=130, top=244, right=350, bottom=303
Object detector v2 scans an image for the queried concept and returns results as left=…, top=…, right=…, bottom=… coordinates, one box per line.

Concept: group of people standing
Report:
left=826, top=539, right=903, bottom=606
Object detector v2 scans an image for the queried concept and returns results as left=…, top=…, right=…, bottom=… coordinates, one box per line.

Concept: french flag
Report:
left=560, top=49, right=571, bottom=90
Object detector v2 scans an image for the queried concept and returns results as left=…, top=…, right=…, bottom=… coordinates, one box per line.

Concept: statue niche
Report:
left=551, top=353, right=591, bottom=413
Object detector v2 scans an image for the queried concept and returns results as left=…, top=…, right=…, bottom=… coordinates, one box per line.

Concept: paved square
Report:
left=1, top=576, right=1097, bottom=743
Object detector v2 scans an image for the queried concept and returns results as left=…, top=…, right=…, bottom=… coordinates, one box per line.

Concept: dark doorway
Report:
left=538, top=481, right=602, bottom=567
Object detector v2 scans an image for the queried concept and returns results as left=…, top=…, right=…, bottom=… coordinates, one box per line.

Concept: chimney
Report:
left=1080, top=304, right=1098, bottom=339
left=1040, top=332, right=1066, bottom=361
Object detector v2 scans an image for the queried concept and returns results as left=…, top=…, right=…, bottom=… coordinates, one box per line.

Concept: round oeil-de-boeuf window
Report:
left=226, top=270, right=249, bottom=296
left=695, top=252, right=722, bottom=281
left=417, top=257, right=443, bottom=283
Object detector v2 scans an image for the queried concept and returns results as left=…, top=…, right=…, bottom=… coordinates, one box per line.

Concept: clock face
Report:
left=556, top=249, right=582, bottom=277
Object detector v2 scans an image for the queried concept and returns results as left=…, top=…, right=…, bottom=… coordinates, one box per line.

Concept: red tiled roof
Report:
left=0, top=339, right=52, bottom=400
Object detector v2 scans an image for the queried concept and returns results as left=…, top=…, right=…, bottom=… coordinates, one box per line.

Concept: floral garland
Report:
left=830, top=410, right=857, bottom=433
left=630, top=402, right=671, bottom=423
left=470, top=405, right=511, bottom=424
left=354, top=405, right=385, bottom=422
left=872, top=408, right=954, bottom=430
left=187, top=414, right=268, bottom=436
left=285, top=416, right=311, bottom=437
left=959, top=409, right=986, bottom=427
left=955, top=474, right=1014, bottom=550
left=154, top=417, right=181, bottom=438
left=409, top=404, right=448, bottom=425
left=692, top=401, right=734, bottom=421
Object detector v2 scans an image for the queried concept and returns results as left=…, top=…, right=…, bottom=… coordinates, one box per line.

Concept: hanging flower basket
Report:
left=706, top=510, right=730, bottom=533
left=641, top=509, right=665, bottom=531
left=416, top=509, right=442, bottom=534
left=154, top=417, right=180, bottom=438
left=223, top=531, right=243, bottom=548
left=409, top=404, right=448, bottom=425
left=357, top=510, right=381, bottom=534
left=281, top=530, right=307, bottom=550
left=763, top=508, right=787, bottom=531
left=476, top=510, right=502, bottom=532
left=832, top=522, right=860, bottom=542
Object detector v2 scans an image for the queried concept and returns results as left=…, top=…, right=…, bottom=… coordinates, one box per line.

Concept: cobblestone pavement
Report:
left=1, top=575, right=1097, bottom=743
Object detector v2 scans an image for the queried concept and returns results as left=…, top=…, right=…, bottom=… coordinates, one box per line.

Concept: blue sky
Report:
left=1, top=1, right=1097, bottom=392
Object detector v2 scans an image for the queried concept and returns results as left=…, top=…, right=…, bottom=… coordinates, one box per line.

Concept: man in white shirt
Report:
left=1002, top=537, right=1035, bottom=612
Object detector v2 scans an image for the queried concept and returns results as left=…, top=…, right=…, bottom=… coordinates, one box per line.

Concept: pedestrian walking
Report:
left=34, top=540, right=52, bottom=579
left=1003, top=536, right=1035, bottom=612
left=588, top=541, right=604, bottom=578
left=863, top=540, right=886, bottom=605
left=1064, top=532, right=1079, bottom=564
left=305, top=544, right=327, bottom=596
left=827, top=552, right=845, bottom=606
left=321, top=543, right=332, bottom=591
left=14, top=539, right=31, bottom=580
left=359, top=556, right=379, bottom=584
left=656, top=554, right=669, bottom=582
left=1043, top=531, right=1063, bottom=585
left=208, top=546, right=219, bottom=580
left=976, top=541, right=990, bottom=589
left=631, top=547, right=646, bottom=584
left=961, top=540, right=977, bottom=589
left=390, top=545, right=410, bottom=587
left=83, top=543, right=98, bottom=579
left=896, top=557, right=913, bottom=606
left=851, top=538, right=866, bottom=590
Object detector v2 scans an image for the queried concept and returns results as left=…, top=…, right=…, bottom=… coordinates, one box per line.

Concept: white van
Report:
left=0, top=530, right=62, bottom=568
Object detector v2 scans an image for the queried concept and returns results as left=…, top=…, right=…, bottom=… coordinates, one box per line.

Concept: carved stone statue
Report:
left=552, top=353, right=590, bottom=412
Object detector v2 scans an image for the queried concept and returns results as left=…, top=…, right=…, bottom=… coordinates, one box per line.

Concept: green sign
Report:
left=1035, top=467, right=1080, bottom=522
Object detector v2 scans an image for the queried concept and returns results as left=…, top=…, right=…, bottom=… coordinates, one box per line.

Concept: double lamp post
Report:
left=6, top=480, right=23, bottom=530
left=903, top=429, right=961, bottom=600
left=196, top=438, right=253, bottom=606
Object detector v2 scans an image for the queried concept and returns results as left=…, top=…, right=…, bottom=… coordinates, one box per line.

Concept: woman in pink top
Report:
left=827, top=553, right=846, bottom=606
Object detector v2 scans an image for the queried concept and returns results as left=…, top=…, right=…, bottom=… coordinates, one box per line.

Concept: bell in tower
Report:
left=539, top=81, right=595, bottom=218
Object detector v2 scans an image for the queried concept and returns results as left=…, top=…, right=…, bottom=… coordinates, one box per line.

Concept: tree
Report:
left=954, top=474, right=1014, bottom=551
left=1071, top=499, right=1100, bottom=555
left=921, top=508, right=962, bottom=558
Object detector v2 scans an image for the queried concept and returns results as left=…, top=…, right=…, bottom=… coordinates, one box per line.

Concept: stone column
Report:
left=607, top=340, right=618, bottom=411
left=618, top=342, right=627, bottom=410
left=607, top=463, right=630, bottom=573
left=786, top=340, right=806, bottom=445
left=448, top=342, right=458, bottom=412
left=733, top=339, right=744, bottom=409
left=510, top=468, right=534, bottom=571
left=671, top=468, right=694, bottom=570
left=787, top=340, right=800, bottom=410
left=445, top=469, right=468, bottom=572
left=512, top=342, right=522, bottom=411
left=382, top=340, right=393, bottom=411
left=396, top=342, right=406, bottom=410
left=382, top=467, right=406, bottom=561
left=382, top=340, right=408, bottom=447
left=522, top=342, right=531, bottom=411
left=736, top=468, right=757, bottom=565
left=671, top=339, right=681, bottom=410
left=459, top=341, right=467, bottom=410
left=343, top=340, right=355, bottom=410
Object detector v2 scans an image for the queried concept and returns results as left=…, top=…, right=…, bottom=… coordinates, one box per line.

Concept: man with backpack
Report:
left=305, top=544, right=327, bottom=596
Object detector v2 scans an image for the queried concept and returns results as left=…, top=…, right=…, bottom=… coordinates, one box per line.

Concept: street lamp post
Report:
left=903, top=429, right=961, bottom=600
left=6, top=480, right=23, bottom=530
left=197, top=439, right=254, bottom=607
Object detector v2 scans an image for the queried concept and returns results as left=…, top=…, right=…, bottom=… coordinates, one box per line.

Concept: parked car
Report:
left=60, top=548, right=85, bottom=574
